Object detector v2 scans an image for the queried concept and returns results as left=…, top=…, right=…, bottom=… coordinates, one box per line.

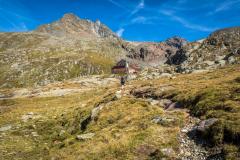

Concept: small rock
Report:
left=192, top=70, right=209, bottom=74
left=59, top=130, right=66, bottom=136
left=0, top=125, right=12, bottom=132
left=159, top=73, right=172, bottom=78
left=216, top=60, right=226, bottom=66
left=185, top=151, right=191, bottom=157
left=166, top=102, right=182, bottom=110
left=76, top=133, right=95, bottom=140
left=21, top=114, right=33, bottom=122
left=0, top=93, right=6, bottom=98
left=159, top=99, right=173, bottom=108
left=196, top=118, right=218, bottom=132
left=228, top=56, right=236, bottom=64
left=161, top=148, right=175, bottom=157
left=31, top=132, right=39, bottom=137
left=181, top=129, right=189, bottom=133
left=115, top=90, right=122, bottom=99
left=135, top=144, right=161, bottom=159
left=151, top=116, right=175, bottom=126
left=149, top=99, right=159, bottom=106
left=21, top=112, right=42, bottom=122
left=91, top=105, right=104, bottom=121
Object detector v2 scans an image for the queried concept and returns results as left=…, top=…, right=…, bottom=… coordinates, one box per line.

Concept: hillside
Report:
left=0, top=65, right=239, bottom=159
left=0, top=13, right=126, bottom=88
left=0, top=13, right=239, bottom=88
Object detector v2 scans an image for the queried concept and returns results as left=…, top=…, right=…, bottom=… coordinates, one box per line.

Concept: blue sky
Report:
left=0, top=0, right=239, bottom=41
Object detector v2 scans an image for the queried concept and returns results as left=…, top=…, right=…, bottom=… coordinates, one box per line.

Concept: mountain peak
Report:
left=36, top=13, right=119, bottom=39
left=61, top=13, right=79, bottom=22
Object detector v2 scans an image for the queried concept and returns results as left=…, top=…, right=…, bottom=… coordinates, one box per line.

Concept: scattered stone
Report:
left=91, top=105, right=104, bottom=121
left=21, top=112, right=42, bottom=122
left=22, top=114, right=34, bottom=122
left=76, top=133, right=95, bottom=140
left=115, top=90, right=122, bottom=99
left=196, top=118, right=218, bottom=132
left=204, top=61, right=215, bottom=66
left=158, top=99, right=173, bottom=109
left=161, top=148, right=175, bottom=157
left=185, top=151, right=192, bottom=157
left=151, top=116, right=175, bottom=126
left=0, top=125, right=12, bottom=132
left=166, top=102, right=182, bottom=110
left=31, top=132, right=39, bottom=137
left=59, top=130, right=66, bottom=136
left=178, top=116, right=211, bottom=160
left=0, top=93, right=6, bottom=98
left=27, top=112, right=34, bottom=115
left=159, top=73, right=172, bottom=78
left=216, top=60, right=226, bottom=66
left=228, top=56, right=236, bottom=64
left=135, top=144, right=162, bottom=159
left=192, top=70, right=209, bottom=74
left=148, top=99, right=159, bottom=106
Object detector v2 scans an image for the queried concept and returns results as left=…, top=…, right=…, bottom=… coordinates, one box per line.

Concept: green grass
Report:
left=130, top=65, right=240, bottom=158
left=0, top=85, right=187, bottom=159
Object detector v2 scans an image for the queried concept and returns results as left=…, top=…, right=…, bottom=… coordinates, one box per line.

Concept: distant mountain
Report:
left=36, top=13, right=119, bottom=39
left=124, top=27, right=239, bottom=73
left=123, top=36, right=188, bottom=67
left=0, top=13, right=239, bottom=88
left=175, top=27, right=240, bottom=72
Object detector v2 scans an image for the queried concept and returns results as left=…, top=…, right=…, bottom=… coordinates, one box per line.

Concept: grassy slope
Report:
left=131, top=65, right=240, bottom=159
left=0, top=65, right=239, bottom=159
left=0, top=84, right=187, bottom=160
left=0, top=33, right=124, bottom=88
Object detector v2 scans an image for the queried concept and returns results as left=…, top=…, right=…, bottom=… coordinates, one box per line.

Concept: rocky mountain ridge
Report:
left=0, top=13, right=239, bottom=88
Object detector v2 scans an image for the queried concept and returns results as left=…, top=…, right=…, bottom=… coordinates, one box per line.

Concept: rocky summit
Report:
left=0, top=12, right=240, bottom=160
left=36, top=13, right=119, bottom=39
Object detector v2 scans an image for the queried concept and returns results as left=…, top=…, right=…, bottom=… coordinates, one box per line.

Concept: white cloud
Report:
left=208, top=0, right=240, bottom=15
left=130, top=16, right=159, bottom=25
left=107, top=0, right=129, bottom=11
left=160, top=10, right=217, bottom=32
left=131, top=16, right=147, bottom=24
left=116, top=28, right=125, bottom=37
left=130, top=0, right=145, bottom=16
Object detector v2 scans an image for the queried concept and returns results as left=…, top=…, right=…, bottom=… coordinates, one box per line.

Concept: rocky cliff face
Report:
left=124, top=27, right=239, bottom=74
left=123, top=37, right=188, bottom=67
left=176, top=27, right=240, bottom=73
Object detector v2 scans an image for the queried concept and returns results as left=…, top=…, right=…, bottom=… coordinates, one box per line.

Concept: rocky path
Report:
left=178, top=115, right=209, bottom=160
left=129, top=85, right=225, bottom=160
